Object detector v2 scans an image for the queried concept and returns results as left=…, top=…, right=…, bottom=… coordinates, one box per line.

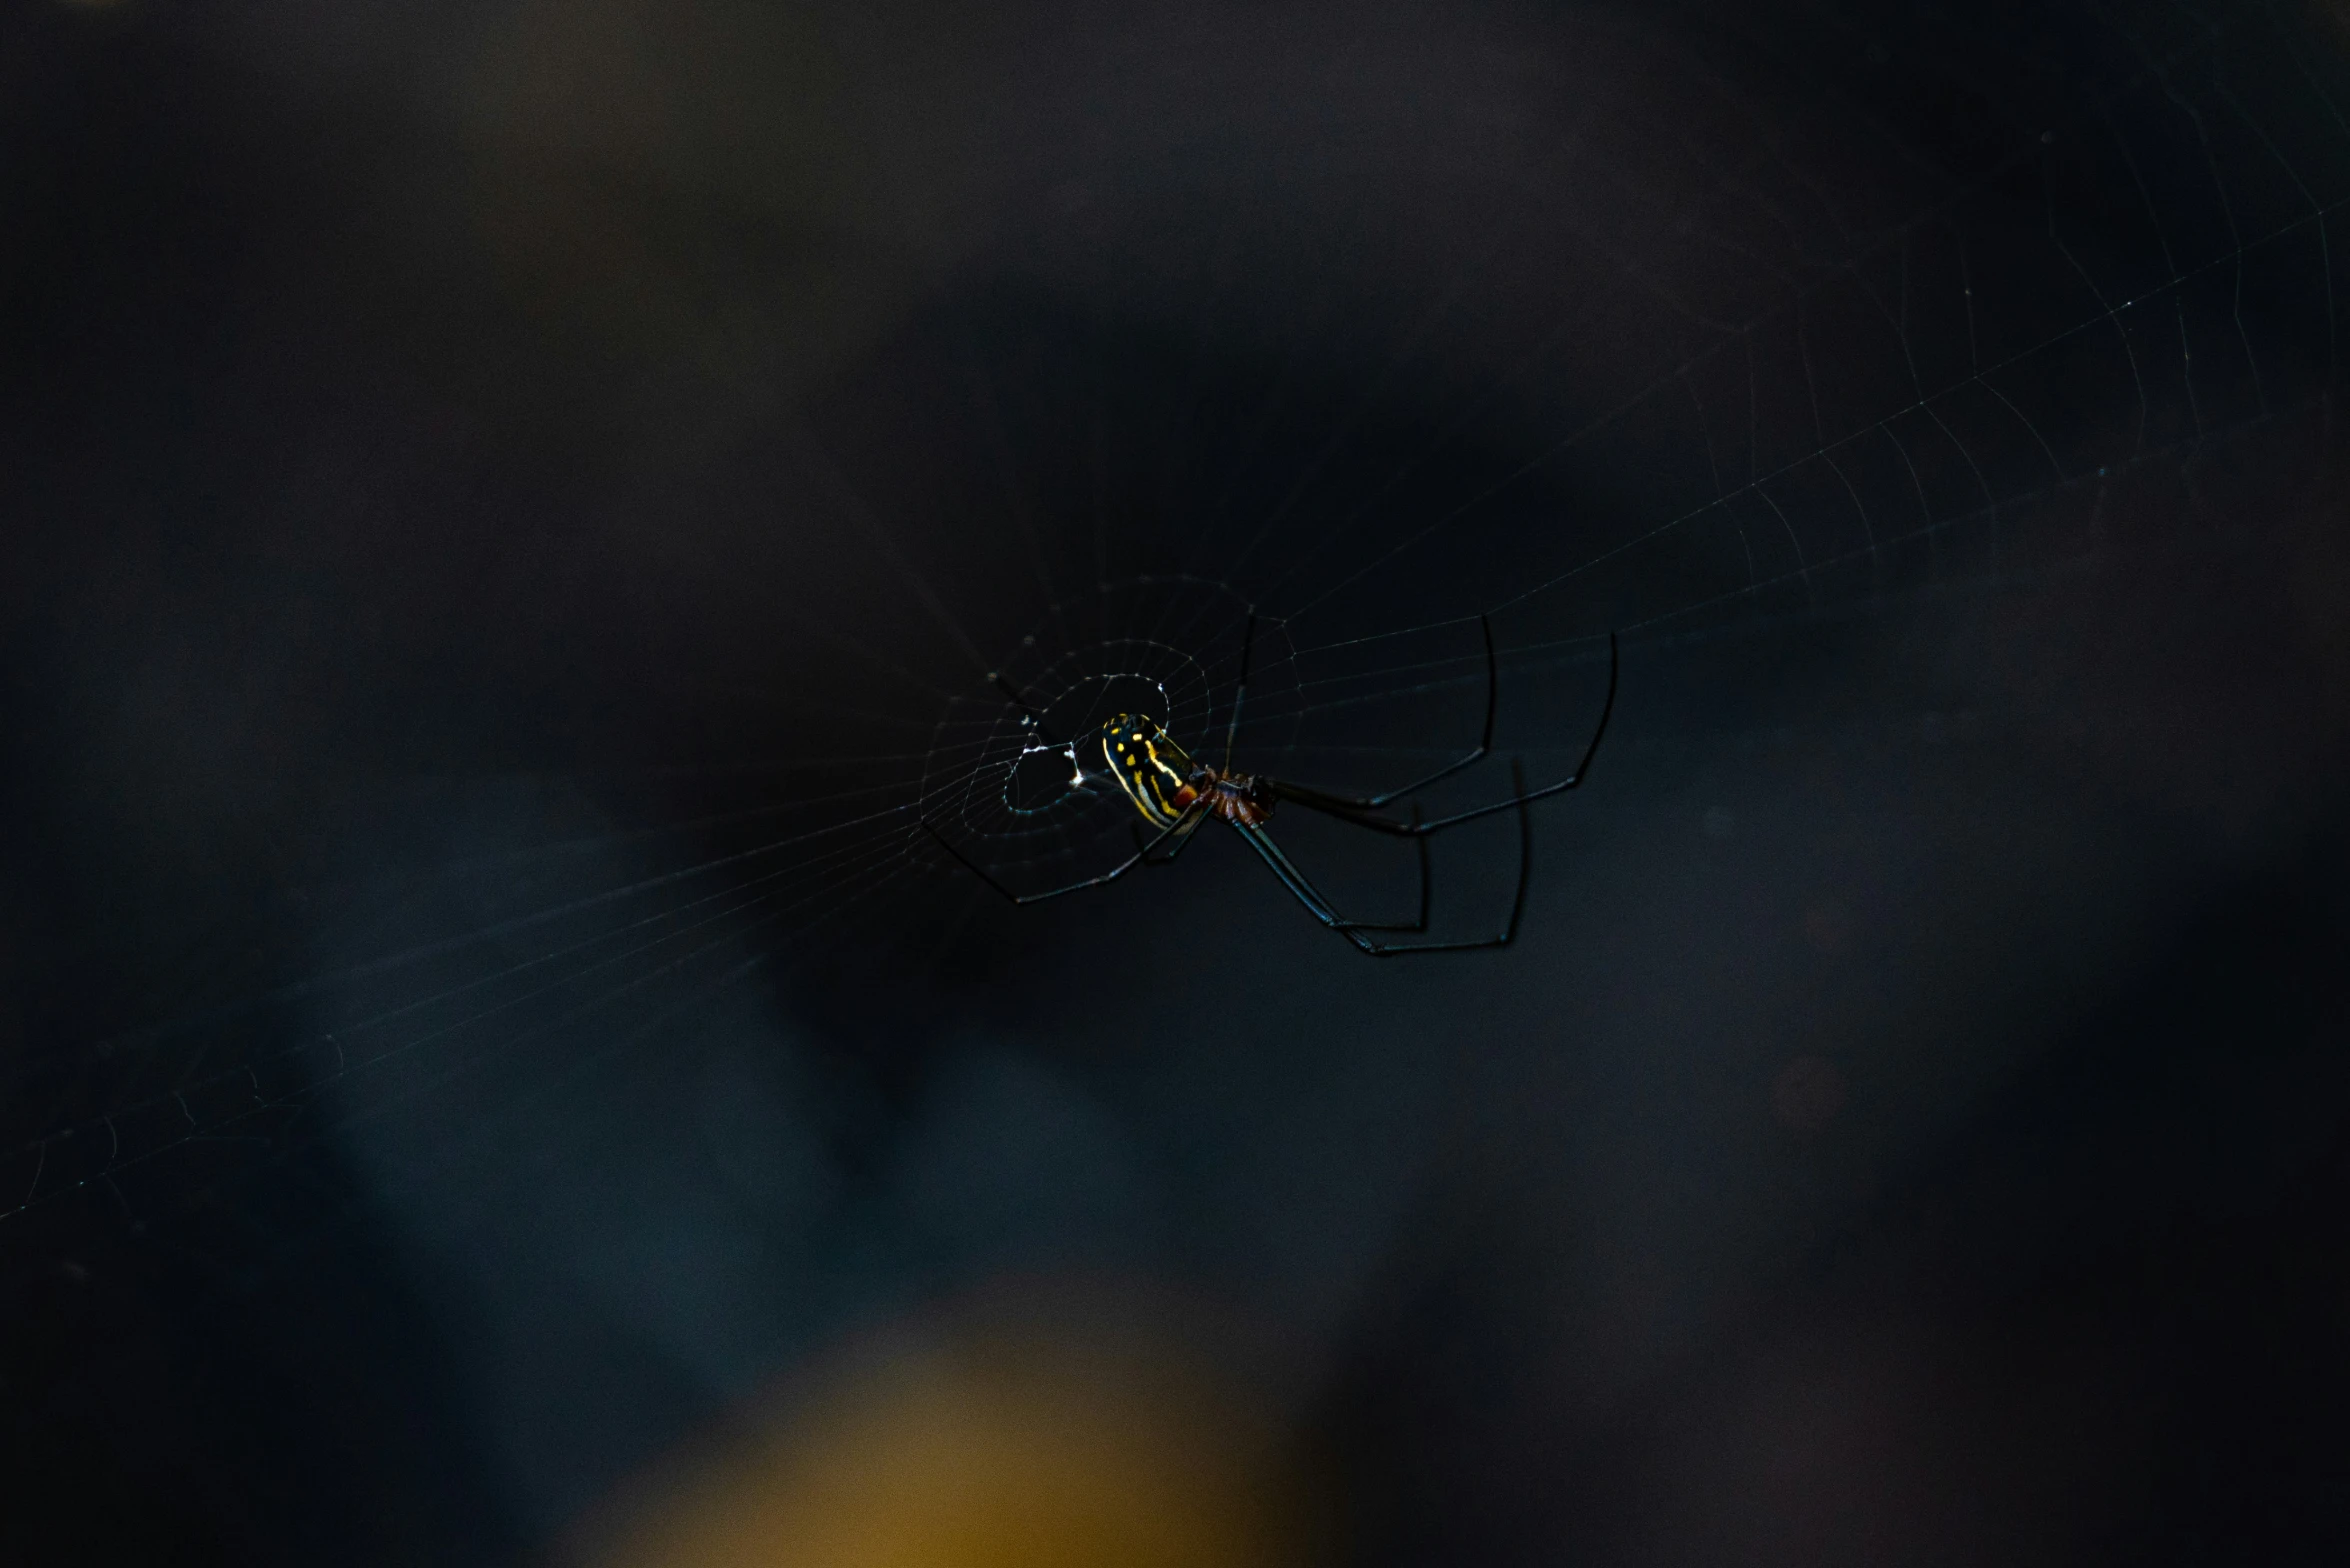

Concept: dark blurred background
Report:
left=3, top=0, right=2347, bottom=1563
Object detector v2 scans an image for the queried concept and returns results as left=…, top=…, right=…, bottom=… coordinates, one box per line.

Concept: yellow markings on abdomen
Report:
left=1099, top=715, right=1196, bottom=828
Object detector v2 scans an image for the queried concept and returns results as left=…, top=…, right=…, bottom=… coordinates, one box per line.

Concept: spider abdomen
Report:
left=1096, top=712, right=1278, bottom=828
left=1098, top=714, right=1198, bottom=827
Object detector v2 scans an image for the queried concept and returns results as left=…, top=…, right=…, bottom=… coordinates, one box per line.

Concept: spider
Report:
left=924, top=614, right=1617, bottom=956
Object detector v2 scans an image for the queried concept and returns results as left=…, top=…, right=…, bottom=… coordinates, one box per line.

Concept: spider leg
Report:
left=1134, top=808, right=1210, bottom=866
left=1351, top=611, right=1499, bottom=807
left=1222, top=610, right=1255, bottom=776
left=1262, top=779, right=1423, bottom=835
left=925, top=798, right=1206, bottom=905
left=1263, top=630, right=1615, bottom=837
left=1225, top=801, right=1433, bottom=926
left=1231, top=764, right=1528, bottom=956
left=1227, top=823, right=1411, bottom=939
left=1251, top=614, right=1500, bottom=820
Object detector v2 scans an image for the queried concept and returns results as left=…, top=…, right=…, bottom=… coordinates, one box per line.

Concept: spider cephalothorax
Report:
left=928, top=614, right=1617, bottom=957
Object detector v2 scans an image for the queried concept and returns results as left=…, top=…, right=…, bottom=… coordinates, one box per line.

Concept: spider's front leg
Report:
left=1263, top=629, right=1618, bottom=837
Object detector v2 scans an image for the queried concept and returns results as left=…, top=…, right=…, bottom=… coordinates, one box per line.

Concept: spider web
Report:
left=5, top=0, right=2348, bottom=1539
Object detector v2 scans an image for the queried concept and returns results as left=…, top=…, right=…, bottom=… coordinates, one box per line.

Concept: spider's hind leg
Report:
left=1236, top=762, right=1530, bottom=956
left=1321, top=806, right=1432, bottom=932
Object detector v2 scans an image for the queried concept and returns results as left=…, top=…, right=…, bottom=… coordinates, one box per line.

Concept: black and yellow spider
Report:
left=925, top=616, right=1617, bottom=957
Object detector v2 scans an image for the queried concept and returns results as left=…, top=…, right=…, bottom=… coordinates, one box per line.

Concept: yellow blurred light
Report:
left=581, top=1310, right=1304, bottom=1568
